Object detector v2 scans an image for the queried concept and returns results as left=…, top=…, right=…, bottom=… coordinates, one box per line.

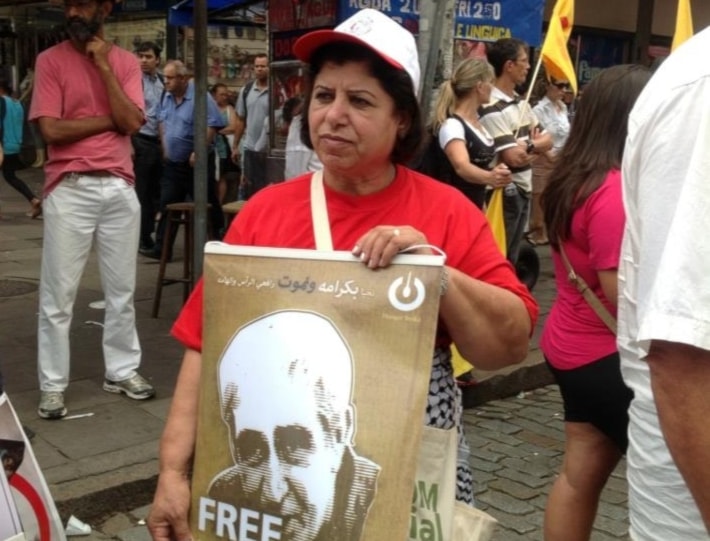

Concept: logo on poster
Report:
left=388, top=272, right=425, bottom=312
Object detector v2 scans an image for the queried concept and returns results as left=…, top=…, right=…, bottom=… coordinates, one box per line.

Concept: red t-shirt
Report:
left=541, top=169, right=624, bottom=370
left=173, top=167, right=538, bottom=351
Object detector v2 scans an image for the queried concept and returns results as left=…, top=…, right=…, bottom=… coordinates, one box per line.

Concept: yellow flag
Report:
left=451, top=189, right=509, bottom=378
left=540, top=0, right=577, bottom=94
left=451, top=345, right=474, bottom=378
left=453, top=188, right=509, bottom=378
left=671, top=0, right=694, bottom=51
left=485, top=188, right=507, bottom=256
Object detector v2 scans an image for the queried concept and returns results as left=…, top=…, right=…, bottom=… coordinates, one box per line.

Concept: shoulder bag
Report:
left=309, top=171, right=498, bottom=541
left=558, top=242, right=617, bottom=334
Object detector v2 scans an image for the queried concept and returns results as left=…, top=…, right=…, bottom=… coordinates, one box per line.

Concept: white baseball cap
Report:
left=293, top=8, right=421, bottom=96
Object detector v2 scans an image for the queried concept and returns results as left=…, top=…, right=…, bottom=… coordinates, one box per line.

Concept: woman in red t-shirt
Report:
left=147, top=10, right=538, bottom=541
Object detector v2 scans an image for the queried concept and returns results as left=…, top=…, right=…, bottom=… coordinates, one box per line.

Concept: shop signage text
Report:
left=269, top=0, right=337, bottom=32
left=454, top=0, right=544, bottom=46
left=339, top=0, right=419, bottom=34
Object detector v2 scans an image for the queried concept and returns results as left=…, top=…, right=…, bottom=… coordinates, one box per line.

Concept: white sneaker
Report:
left=103, top=374, right=155, bottom=400
left=38, top=391, right=67, bottom=419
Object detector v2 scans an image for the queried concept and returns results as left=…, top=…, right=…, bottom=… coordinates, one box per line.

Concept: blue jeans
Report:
left=132, top=135, right=163, bottom=248
left=503, top=185, right=531, bottom=265
left=154, top=155, right=224, bottom=256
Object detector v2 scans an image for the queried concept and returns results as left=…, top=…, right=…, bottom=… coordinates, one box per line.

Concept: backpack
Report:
left=240, top=80, right=255, bottom=122
left=413, top=126, right=451, bottom=182
left=142, top=73, right=167, bottom=118
left=414, top=114, right=494, bottom=209
left=0, top=96, right=6, bottom=144
left=158, top=72, right=167, bottom=108
left=413, top=114, right=476, bottom=183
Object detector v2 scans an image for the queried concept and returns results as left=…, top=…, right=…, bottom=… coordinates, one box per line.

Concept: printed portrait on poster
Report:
left=204, top=310, right=380, bottom=541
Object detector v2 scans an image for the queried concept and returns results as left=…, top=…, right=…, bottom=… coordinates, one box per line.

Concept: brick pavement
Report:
left=82, top=386, right=631, bottom=541
left=466, top=386, right=630, bottom=541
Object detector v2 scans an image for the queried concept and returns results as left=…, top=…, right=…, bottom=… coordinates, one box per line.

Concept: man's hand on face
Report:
left=85, top=36, right=112, bottom=68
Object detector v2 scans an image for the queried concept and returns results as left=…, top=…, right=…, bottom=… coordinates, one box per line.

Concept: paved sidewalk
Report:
left=76, top=386, right=631, bottom=541
left=0, top=167, right=630, bottom=540
left=468, top=386, right=629, bottom=541
left=0, top=168, right=184, bottom=507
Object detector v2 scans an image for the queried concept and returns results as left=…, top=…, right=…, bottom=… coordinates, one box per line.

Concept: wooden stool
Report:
left=222, top=199, right=246, bottom=229
left=151, top=202, right=210, bottom=318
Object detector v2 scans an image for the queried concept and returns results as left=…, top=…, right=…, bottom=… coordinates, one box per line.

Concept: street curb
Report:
left=461, top=361, right=555, bottom=409
left=55, top=476, right=158, bottom=526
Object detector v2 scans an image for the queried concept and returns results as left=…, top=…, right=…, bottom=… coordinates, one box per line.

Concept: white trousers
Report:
left=38, top=173, right=142, bottom=391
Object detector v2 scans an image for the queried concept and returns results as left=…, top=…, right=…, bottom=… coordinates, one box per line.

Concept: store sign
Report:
left=270, top=0, right=338, bottom=32
left=339, top=0, right=420, bottom=34
left=113, top=0, right=167, bottom=12
left=272, top=29, right=311, bottom=61
left=576, top=34, right=625, bottom=84
left=454, top=0, right=544, bottom=46
left=122, top=0, right=146, bottom=11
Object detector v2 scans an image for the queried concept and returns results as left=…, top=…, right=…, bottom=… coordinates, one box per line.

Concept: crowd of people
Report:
left=1, top=0, right=708, bottom=539
left=1, top=0, right=282, bottom=422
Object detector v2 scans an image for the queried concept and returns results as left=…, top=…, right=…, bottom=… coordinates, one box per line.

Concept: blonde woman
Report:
left=430, top=58, right=511, bottom=209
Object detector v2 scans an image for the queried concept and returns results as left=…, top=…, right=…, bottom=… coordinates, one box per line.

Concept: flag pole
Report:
left=514, top=51, right=544, bottom=138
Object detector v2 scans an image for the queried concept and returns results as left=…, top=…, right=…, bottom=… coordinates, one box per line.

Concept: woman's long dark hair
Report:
left=542, top=64, right=651, bottom=248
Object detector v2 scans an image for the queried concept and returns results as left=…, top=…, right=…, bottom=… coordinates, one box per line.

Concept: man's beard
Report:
left=66, top=16, right=101, bottom=44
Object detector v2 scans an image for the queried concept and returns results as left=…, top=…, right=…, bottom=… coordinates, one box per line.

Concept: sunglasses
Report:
left=552, top=82, right=571, bottom=91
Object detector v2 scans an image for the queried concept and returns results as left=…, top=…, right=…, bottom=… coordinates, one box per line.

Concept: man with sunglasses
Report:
left=30, top=0, right=154, bottom=420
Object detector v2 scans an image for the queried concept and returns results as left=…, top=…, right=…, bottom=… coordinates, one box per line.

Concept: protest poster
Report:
left=0, top=464, right=23, bottom=541
left=191, top=243, right=444, bottom=541
left=0, top=393, right=66, bottom=541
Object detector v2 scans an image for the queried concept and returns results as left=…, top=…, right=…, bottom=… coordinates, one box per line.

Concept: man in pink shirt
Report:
left=29, top=0, right=154, bottom=420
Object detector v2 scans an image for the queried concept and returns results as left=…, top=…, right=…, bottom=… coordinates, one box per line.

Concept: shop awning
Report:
left=167, top=0, right=265, bottom=27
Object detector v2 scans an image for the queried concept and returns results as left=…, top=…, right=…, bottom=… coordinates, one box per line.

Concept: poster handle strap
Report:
left=310, top=172, right=448, bottom=262
left=310, top=170, right=334, bottom=251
